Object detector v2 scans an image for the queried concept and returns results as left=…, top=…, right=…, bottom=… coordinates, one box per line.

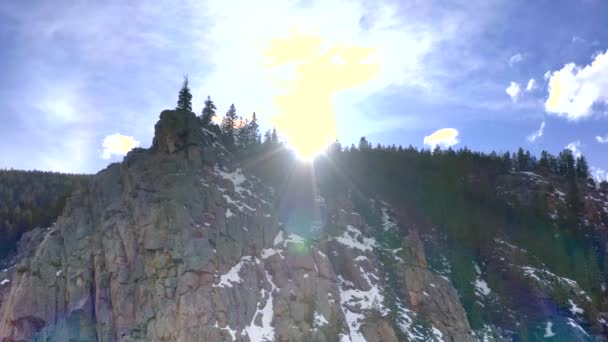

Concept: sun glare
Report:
left=261, top=29, right=380, bottom=160
left=287, top=140, right=327, bottom=161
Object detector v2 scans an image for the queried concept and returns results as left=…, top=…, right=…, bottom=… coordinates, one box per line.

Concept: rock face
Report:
left=0, top=110, right=473, bottom=341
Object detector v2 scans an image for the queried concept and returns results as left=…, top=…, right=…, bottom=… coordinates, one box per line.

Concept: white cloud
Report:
left=565, top=141, right=582, bottom=158
left=424, top=128, right=459, bottom=149
left=527, top=121, right=545, bottom=142
left=506, top=82, right=521, bottom=102
left=590, top=166, right=608, bottom=183
left=509, top=53, right=523, bottom=66
left=526, top=78, right=536, bottom=91
left=545, top=49, right=608, bottom=120
left=596, top=134, right=608, bottom=143
left=101, top=133, right=140, bottom=159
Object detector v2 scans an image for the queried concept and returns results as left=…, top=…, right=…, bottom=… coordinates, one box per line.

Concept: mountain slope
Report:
left=0, top=110, right=473, bottom=341
left=0, top=110, right=607, bottom=341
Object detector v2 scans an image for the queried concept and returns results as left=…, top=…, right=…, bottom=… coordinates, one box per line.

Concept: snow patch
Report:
left=334, top=225, right=377, bottom=252
left=474, top=279, right=491, bottom=296
left=260, top=248, right=284, bottom=259
left=337, top=265, right=387, bottom=341
left=242, top=270, right=277, bottom=342
left=568, top=299, right=584, bottom=315
left=0, top=279, right=9, bottom=285
left=381, top=208, right=399, bottom=232
left=273, top=231, right=306, bottom=248
left=313, top=311, right=329, bottom=328
left=432, top=326, right=445, bottom=341
left=544, top=321, right=556, bottom=338
left=566, top=318, right=589, bottom=336
left=214, top=256, right=254, bottom=288
left=214, top=321, right=238, bottom=340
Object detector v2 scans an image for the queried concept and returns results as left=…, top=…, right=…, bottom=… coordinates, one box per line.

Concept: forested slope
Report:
left=0, top=170, right=91, bottom=259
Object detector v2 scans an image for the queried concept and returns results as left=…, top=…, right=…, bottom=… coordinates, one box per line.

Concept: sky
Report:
left=0, top=0, right=607, bottom=181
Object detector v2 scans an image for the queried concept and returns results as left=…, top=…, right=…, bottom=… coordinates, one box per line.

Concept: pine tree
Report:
left=575, top=155, right=589, bottom=179
left=249, top=113, right=260, bottom=145
left=176, top=76, right=193, bottom=112
left=558, top=149, right=575, bottom=178
left=221, top=104, right=238, bottom=149
left=539, top=150, right=550, bottom=171
left=263, top=130, right=272, bottom=145
left=236, top=117, right=249, bottom=147
left=200, top=96, right=217, bottom=127
left=358, top=137, right=371, bottom=151
left=271, top=127, right=279, bottom=145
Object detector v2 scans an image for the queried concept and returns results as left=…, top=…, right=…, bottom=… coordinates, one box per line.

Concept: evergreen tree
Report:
left=575, top=155, right=589, bottom=179
left=271, top=127, right=279, bottom=145
left=558, top=149, right=576, bottom=178
left=248, top=112, right=260, bottom=146
left=176, top=76, right=193, bottom=112
left=263, top=130, right=272, bottom=145
left=236, top=117, right=249, bottom=147
left=221, top=104, right=238, bottom=149
left=539, top=150, right=550, bottom=171
left=502, top=152, right=512, bottom=172
left=200, top=96, right=217, bottom=127
left=358, top=137, right=371, bottom=151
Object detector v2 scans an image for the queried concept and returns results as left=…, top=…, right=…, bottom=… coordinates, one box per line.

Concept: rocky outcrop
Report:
left=0, top=110, right=474, bottom=341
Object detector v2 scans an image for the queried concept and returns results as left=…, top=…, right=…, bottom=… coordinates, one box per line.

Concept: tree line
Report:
left=175, top=77, right=281, bottom=154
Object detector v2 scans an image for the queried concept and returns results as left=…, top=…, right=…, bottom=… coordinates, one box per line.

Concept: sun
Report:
left=287, top=140, right=327, bottom=161
left=261, top=29, right=380, bottom=163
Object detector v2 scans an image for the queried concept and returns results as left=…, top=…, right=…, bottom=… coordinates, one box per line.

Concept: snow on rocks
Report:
left=474, top=279, right=491, bottom=297
left=313, top=311, right=329, bottom=329
left=568, top=299, right=584, bottom=315
left=0, top=279, right=9, bottom=285
left=566, top=318, right=589, bottom=336
left=273, top=230, right=306, bottom=249
left=214, top=321, right=238, bottom=340
left=334, top=225, right=377, bottom=252
left=521, top=266, right=579, bottom=289
left=214, top=256, right=256, bottom=288
left=494, top=238, right=527, bottom=253
left=544, top=321, right=556, bottom=338
left=473, top=263, right=491, bottom=297
left=337, top=261, right=388, bottom=342
left=242, top=270, right=277, bottom=342
left=432, top=325, right=445, bottom=341
left=381, top=208, right=399, bottom=232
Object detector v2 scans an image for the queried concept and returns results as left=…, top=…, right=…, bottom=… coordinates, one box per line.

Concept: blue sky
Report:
left=0, top=0, right=607, bottom=181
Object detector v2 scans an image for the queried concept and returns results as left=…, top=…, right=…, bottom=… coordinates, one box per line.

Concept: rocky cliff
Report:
left=0, top=110, right=474, bottom=341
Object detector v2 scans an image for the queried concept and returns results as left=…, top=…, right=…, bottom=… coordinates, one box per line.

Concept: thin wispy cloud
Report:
left=527, top=121, right=545, bottom=142
left=509, top=53, right=524, bottom=66
left=565, top=141, right=582, bottom=158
